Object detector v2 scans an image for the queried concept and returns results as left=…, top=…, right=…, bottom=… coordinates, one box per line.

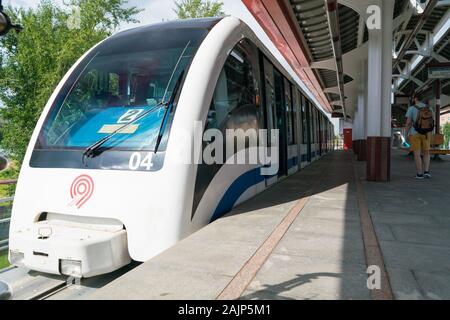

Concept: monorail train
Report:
left=8, top=17, right=334, bottom=278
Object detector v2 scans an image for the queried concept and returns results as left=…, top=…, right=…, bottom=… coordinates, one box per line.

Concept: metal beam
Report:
left=356, top=16, right=365, bottom=47
left=325, top=0, right=347, bottom=119
left=398, top=35, right=450, bottom=93
left=392, top=0, right=439, bottom=70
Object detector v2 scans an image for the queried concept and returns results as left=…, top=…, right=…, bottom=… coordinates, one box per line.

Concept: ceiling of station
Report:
left=245, top=0, right=450, bottom=118
left=394, top=2, right=450, bottom=99
left=338, top=5, right=362, bottom=54
left=290, top=0, right=333, bottom=61
left=286, top=0, right=450, bottom=117
left=289, top=0, right=364, bottom=116
left=394, top=0, right=409, bottom=18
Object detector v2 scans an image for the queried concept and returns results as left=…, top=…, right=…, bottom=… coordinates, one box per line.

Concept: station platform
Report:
left=90, top=150, right=450, bottom=300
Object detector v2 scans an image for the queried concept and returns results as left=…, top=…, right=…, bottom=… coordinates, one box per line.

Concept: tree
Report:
left=0, top=0, right=141, bottom=164
left=173, top=0, right=224, bottom=19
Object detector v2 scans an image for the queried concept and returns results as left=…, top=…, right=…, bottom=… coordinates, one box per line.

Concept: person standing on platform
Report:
left=405, top=93, right=435, bottom=179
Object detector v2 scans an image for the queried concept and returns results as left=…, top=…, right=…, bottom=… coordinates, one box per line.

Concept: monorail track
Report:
left=0, top=262, right=138, bottom=300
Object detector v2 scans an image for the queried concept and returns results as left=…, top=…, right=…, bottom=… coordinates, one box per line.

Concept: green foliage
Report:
left=0, top=163, right=17, bottom=220
left=0, top=0, right=141, bottom=164
left=173, top=0, right=224, bottom=19
left=443, top=123, right=450, bottom=149
left=0, top=251, right=9, bottom=270
left=0, top=162, right=19, bottom=199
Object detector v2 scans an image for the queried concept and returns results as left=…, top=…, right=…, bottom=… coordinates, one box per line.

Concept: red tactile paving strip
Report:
left=216, top=194, right=312, bottom=300
left=218, top=153, right=394, bottom=300
left=352, top=157, right=394, bottom=300
left=217, top=167, right=328, bottom=300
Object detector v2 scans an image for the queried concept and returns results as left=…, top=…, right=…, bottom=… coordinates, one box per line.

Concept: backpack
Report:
left=413, top=105, right=434, bottom=135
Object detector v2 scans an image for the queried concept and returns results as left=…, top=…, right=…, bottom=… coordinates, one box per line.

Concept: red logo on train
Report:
left=69, top=175, right=94, bottom=209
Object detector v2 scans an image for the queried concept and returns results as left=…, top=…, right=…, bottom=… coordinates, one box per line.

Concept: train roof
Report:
left=112, top=17, right=223, bottom=40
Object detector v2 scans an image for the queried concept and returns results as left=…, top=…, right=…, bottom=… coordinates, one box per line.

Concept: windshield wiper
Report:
left=82, top=102, right=166, bottom=163
left=153, top=70, right=185, bottom=154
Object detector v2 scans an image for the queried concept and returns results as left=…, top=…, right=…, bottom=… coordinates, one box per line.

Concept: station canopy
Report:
left=243, top=0, right=450, bottom=119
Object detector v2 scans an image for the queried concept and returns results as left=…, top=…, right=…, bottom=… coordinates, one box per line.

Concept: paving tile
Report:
left=274, top=231, right=365, bottom=265
left=246, top=254, right=371, bottom=300
left=389, top=225, right=450, bottom=247
left=414, top=270, right=450, bottom=300
left=373, top=223, right=396, bottom=241
left=370, top=211, right=438, bottom=227
left=306, top=198, right=359, bottom=210
left=291, top=216, right=363, bottom=240
left=379, top=240, right=450, bottom=272
left=299, top=206, right=360, bottom=222
left=385, top=267, right=424, bottom=300
left=89, top=262, right=233, bottom=300
left=151, top=238, right=259, bottom=277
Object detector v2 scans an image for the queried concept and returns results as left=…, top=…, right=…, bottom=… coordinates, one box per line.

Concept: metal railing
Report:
left=0, top=179, right=16, bottom=252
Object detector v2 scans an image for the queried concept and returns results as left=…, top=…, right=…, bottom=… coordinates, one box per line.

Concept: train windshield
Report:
left=35, top=28, right=208, bottom=152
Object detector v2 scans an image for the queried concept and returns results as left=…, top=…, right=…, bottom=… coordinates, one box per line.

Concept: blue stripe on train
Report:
left=211, top=155, right=299, bottom=223
left=210, top=168, right=265, bottom=222
left=288, top=156, right=299, bottom=169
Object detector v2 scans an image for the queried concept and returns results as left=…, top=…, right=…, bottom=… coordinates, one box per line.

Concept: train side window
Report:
left=318, top=112, right=321, bottom=143
left=311, top=105, right=316, bottom=144
left=284, top=79, right=294, bottom=145
left=313, top=106, right=317, bottom=143
left=291, top=85, right=298, bottom=145
left=317, top=110, right=323, bottom=142
left=294, top=89, right=302, bottom=144
left=300, top=94, right=305, bottom=144
left=206, top=40, right=259, bottom=132
left=319, top=114, right=323, bottom=146
left=316, top=110, right=319, bottom=143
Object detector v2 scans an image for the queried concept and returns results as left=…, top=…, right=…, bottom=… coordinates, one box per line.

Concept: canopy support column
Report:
left=366, top=0, right=394, bottom=182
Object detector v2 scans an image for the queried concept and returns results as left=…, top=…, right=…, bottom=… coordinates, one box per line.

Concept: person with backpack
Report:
left=405, top=93, right=435, bottom=179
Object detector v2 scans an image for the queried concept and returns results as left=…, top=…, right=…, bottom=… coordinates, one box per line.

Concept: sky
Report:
left=4, top=0, right=339, bottom=132
left=5, top=0, right=252, bottom=29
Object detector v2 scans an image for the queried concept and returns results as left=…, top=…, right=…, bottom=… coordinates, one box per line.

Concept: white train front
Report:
left=8, top=17, right=333, bottom=278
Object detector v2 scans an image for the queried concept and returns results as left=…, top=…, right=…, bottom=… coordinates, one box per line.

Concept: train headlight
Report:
left=59, top=259, right=82, bottom=278
left=9, top=250, right=25, bottom=267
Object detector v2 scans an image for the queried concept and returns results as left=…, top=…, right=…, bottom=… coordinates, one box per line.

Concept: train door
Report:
left=300, top=93, right=307, bottom=167
left=310, top=105, right=316, bottom=160
left=284, top=79, right=297, bottom=174
left=294, top=89, right=302, bottom=170
left=312, top=108, right=317, bottom=160
left=318, top=114, right=322, bottom=157
left=274, top=69, right=288, bottom=178
left=305, top=100, right=312, bottom=163
left=263, top=58, right=278, bottom=186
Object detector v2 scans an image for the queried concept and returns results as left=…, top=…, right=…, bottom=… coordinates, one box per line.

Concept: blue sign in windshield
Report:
left=66, top=106, right=165, bottom=150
